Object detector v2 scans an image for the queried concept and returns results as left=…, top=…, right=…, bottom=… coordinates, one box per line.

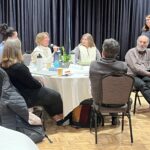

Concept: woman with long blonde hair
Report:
left=2, top=38, right=64, bottom=125
left=73, top=33, right=101, bottom=65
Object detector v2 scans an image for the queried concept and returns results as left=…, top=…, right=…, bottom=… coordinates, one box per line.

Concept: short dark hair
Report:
left=0, top=23, right=16, bottom=41
left=102, top=38, right=120, bottom=58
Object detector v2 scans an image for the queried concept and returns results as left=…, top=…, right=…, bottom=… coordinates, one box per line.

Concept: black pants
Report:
left=134, top=76, right=150, bottom=104
left=25, top=87, right=63, bottom=117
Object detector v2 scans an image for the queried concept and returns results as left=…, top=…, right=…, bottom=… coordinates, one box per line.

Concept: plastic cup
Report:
left=57, top=68, right=63, bottom=76
left=46, top=63, right=51, bottom=69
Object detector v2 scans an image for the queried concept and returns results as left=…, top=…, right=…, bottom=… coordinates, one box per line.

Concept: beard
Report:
left=136, top=46, right=147, bottom=52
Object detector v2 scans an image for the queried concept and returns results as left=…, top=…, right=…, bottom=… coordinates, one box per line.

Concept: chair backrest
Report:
left=23, top=53, right=31, bottom=66
left=101, top=73, right=134, bottom=105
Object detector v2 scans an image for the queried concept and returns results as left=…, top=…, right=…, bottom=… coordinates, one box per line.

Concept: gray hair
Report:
left=102, top=38, right=120, bottom=58
left=137, top=35, right=149, bottom=44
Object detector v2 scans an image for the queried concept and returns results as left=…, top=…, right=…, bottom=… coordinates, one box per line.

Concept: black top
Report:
left=3, top=63, right=42, bottom=106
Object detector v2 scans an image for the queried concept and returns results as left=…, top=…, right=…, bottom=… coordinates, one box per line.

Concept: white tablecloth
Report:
left=30, top=67, right=92, bottom=117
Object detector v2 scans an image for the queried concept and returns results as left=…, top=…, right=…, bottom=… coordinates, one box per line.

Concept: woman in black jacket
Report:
left=1, top=38, right=63, bottom=124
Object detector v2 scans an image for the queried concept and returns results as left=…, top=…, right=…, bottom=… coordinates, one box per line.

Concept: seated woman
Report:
left=0, top=23, right=18, bottom=62
left=31, top=32, right=58, bottom=67
left=1, top=38, right=63, bottom=125
left=73, top=33, right=101, bottom=65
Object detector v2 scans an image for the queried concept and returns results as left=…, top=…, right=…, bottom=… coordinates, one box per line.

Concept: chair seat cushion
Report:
left=94, top=103, right=128, bottom=113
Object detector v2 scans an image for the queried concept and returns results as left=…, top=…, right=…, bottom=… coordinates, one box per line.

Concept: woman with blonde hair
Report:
left=1, top=38, right=64, bottom=125
left=31, top=32, right=58, bottom=66
left=73, top=33, right=101, bottom=65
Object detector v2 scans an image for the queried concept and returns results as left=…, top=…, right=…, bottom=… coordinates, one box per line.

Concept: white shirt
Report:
left=31, top=45, right=54, bottom=65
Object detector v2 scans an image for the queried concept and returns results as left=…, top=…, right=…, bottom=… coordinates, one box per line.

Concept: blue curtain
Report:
left=0, top=0, right=150, bottom=59
left=71, top=0, right=150, bottom=59
left=0, top=0, right=70, bottom=53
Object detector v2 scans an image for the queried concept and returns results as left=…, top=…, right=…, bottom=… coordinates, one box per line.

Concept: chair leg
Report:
left=45, top=134, right=53, bottom=143
left=133, top=91, right=138, bottom=114
left=121, top=113, right=124, bottom=132
left=128, top=113, right=133, bottom=143
left=90, top=109, right=94, bottom=132
left=94, top=111, right=98, bottom=144
left=41, top=112, right=46, bottom=131
left=138, top=95, right=142, bottom=106
left=101, top=114, right=105, bottom=126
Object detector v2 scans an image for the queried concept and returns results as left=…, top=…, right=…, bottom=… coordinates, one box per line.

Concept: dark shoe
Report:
left=56, top=119, right=65, bottom=126
left=56, top=119, right=70, bottom=126
left=112, top=117, right=120, bottom=126
left=56, top=112, right=72, bottom=126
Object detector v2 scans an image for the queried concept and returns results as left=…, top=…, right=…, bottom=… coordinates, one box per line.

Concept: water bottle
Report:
left=36, top=53, right=43, bottom=71
left=53, top=60, right=60, bottom=68
left=54, top=49, right=61, bottom=62
left=70, top=51, right=76, bottom=64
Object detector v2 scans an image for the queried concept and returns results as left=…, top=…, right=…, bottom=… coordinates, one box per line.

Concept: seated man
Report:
left=125, top=35, right=150, bottom=105
left=89, top=38, right=127, bottom=125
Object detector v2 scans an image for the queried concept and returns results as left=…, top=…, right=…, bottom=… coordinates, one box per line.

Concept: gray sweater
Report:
left=125, top=47, right=150, bottom=76
left=89, top=58, right=127, bottom=104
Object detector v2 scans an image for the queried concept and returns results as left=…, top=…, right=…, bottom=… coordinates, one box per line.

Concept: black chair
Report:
left=31, top=76, right=47, bottom=131
left=133, top=88, right=142, bottom=114
left=23, top=53, right=31, bottom=66
left=90, top=73, right=134, bottom=144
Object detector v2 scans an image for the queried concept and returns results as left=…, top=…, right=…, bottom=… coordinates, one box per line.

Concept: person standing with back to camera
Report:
left=31, top=32, right=58, bottom=68
left=0, top=23, right=18, bottom=62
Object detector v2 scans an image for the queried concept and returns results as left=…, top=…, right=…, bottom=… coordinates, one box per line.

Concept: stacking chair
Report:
left=90, top=73, right=134, bottom=144
left=23, top=53, right=31, bottom=66
left=31, top=76, right=47, bottom=130
left=133, top=88, right=142, bottom=114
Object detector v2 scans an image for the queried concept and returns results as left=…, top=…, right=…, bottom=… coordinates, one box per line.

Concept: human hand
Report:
left=53, top=45, right=59, bottom=52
